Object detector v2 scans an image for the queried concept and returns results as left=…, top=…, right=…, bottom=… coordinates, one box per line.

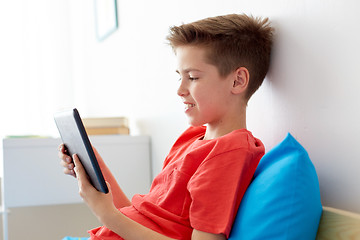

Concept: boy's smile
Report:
left=175, top=46, right=246, bottom=139
left=184, top=103, right=195, bottom=112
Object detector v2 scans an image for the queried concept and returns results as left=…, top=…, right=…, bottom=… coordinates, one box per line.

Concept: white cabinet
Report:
left=1, top=135, right=151, bottom=240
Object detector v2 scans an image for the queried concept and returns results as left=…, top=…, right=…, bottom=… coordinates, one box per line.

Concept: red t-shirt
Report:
left=89, top=126, right=264, bottom=240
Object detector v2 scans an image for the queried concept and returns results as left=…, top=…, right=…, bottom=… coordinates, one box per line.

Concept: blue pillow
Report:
left=229, top=133, right=322, bottom=239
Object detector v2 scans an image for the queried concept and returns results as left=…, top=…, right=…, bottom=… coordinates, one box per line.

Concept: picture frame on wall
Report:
left=94, top=0, right=118, bottom=41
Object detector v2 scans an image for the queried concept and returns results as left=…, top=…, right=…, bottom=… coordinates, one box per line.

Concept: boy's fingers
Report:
left=63, top=168, right=76, bottom=177
left=58, top=145, right=72, bottom=163
left=73, top=154, right=86, bottom=181
left=105, top=181, right=112, bottom=195
left=60, top=159, right=74, bottom=169
left=59, top=144, right=67, bottom=153
left=58, top=150, right=65, bottom=159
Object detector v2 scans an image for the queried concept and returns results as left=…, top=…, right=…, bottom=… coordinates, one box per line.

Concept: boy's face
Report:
left=176, top=46, right=235, bottom=128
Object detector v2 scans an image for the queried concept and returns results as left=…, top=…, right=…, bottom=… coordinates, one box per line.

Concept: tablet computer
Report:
left=54, top=108, right=109, bottom=193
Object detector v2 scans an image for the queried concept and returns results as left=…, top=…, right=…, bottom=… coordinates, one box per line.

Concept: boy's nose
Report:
left=177, top=80, right=189, bottom=97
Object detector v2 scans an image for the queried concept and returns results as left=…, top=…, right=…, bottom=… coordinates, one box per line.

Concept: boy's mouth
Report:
left=185, top=103, right=195, bottom=110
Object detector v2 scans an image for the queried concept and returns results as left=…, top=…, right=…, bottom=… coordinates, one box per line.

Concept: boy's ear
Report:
left=231, top=67, right=249, bottom=94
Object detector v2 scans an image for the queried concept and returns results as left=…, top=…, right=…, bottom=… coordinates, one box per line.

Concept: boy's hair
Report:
left=167, top=14, right=274, bottom=101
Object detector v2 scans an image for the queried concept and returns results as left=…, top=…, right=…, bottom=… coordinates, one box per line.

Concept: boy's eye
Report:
left=177, top=77, right=198, bottom=81
left=176, top=74, right=198, bottom=82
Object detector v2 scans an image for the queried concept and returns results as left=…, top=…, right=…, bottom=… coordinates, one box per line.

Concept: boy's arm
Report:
left=93, top=147, right=131, bottom=208
left=73, top=154, right=176, bottom=240
left=191, top=230, right=226, bottom=240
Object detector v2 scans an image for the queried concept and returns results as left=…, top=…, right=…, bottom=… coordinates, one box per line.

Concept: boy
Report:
left=59, top=13, right=273, bottom=240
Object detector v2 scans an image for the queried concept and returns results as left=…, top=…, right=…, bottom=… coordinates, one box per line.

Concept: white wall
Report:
left=1, top=0, right=359, bottom=213
left=0, top=0, right=74, bottom=136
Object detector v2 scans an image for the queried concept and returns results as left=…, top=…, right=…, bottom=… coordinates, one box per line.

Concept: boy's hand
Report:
left=58, top=144, right=76, bottom=177
left=72, top=153, right=118, bottom=223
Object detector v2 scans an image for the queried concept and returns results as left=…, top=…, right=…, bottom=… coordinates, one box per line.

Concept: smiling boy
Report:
left=59, top=13, right=273, bottom=240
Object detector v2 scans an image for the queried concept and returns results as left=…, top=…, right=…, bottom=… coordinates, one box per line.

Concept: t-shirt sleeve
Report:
left=187, top=148, right=258, bottom=238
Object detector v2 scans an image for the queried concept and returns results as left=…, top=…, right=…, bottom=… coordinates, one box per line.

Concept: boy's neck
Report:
left=203, top=109, right=247, bottom=140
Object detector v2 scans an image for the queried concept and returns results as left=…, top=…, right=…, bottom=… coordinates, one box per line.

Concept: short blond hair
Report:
left=167, top=14, right=274, bottom=100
